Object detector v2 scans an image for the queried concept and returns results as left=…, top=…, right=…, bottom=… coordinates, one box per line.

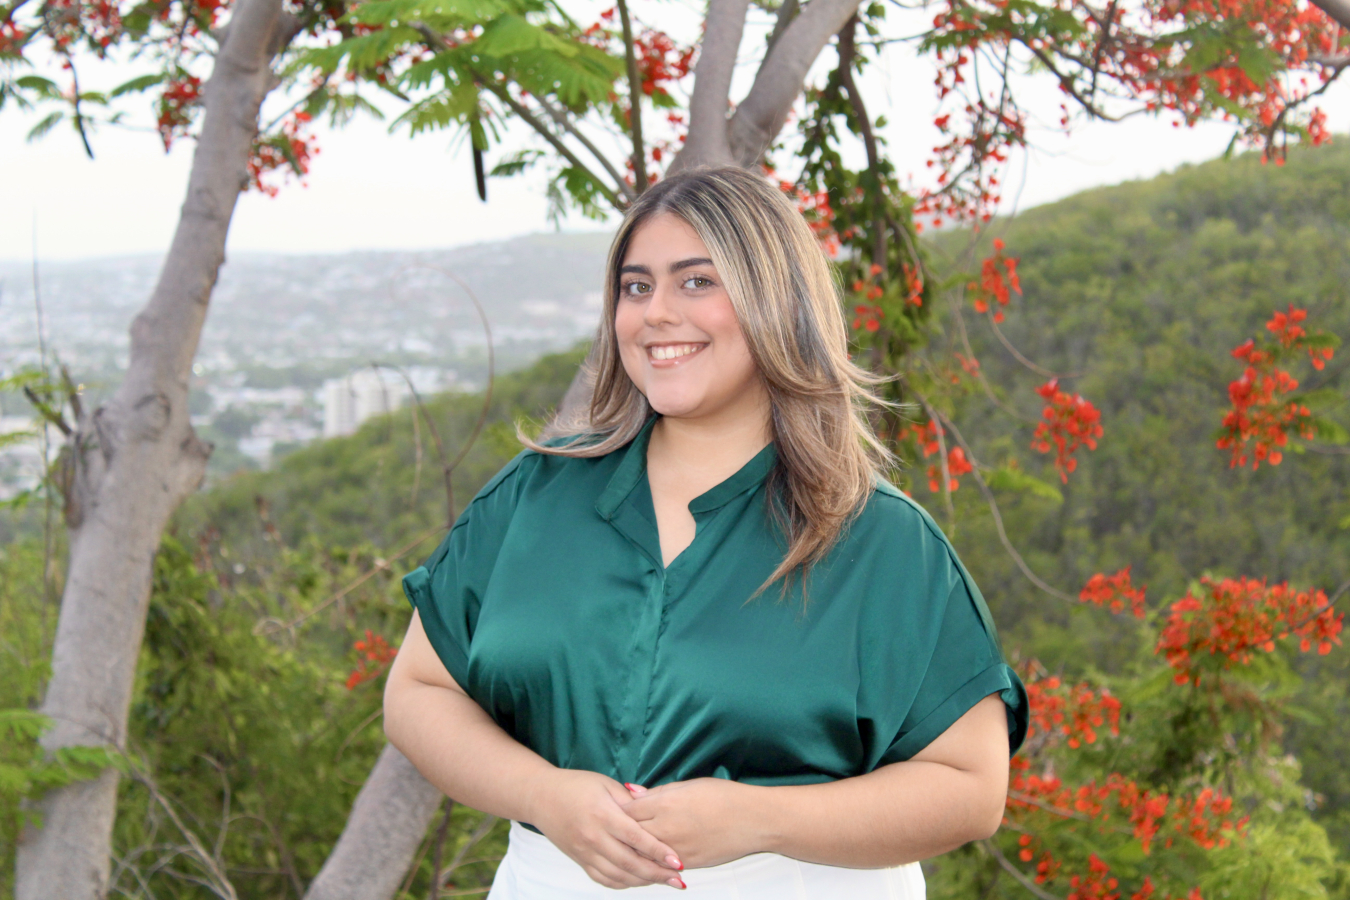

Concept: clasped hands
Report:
left=528, top=769, right=760, bottom=890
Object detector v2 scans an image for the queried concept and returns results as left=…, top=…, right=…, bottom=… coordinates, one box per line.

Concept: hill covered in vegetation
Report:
left=5, top=142, right=1348, bottom=898
left=176, top=139, right=1350, bottom=859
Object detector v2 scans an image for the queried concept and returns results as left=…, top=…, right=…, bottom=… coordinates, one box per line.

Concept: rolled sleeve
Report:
left=400, top=453, right=529, bottom=688
left=879, top=573, right=1028, bottom=764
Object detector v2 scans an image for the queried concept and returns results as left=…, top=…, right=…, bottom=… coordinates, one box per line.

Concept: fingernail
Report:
left=666, top=855, right=683, bottom=871
left=624, top=782, right=648, bottom=795
left=667, top=876, right=687, bottom=890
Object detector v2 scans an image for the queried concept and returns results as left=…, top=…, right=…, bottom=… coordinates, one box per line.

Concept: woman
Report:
left=384, top=166, right=1028, bottom=897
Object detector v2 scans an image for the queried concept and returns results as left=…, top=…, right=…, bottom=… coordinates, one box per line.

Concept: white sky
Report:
left=2, top=1, right=1347, bottom=262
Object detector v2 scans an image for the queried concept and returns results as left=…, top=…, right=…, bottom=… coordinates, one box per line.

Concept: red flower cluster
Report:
left=248, top=111, right=319, bottom=197
left=44, top=0, right=123, bottom=52
left=901, top=262, right=924, bottom=308
left=1067, top=853, right=1118, bottom=900
left=852, top=303, right=882, bottom=332
left=1010, top=767, right=1244, bottom=857
left=1031, top=379, right=1103, bottom=483
left=634, top=29, right=695, bottom=99
left=899, top=420, right=974, bottom=492
left=927, top=447, right=973, bottom=493
left=345, top=629, right=398, bottom=689
left=157, top=74, right=202, bottom=151
left=1216, top=305, right=1336, bottom=468
left=773, top=180, right=840, bottom=256
left=0, top=18, right=27, bottom=56
left=850, top=263, right=888, bottom=331
left=1025, top=674, right=1122, bottom=749
left=1156, top=576, right=1344, bottom=685
left=967, top=238, right=1021, bottom=322
left=1080, top=567, right=1147, bottom=619
left=1267, top=305, right=1335, bottom=369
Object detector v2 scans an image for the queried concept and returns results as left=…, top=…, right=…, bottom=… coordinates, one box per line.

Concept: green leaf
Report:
left=985, top=465, right=1064, bottom=503
left=110, top=73, right=165, bottom=98
left=15, top=75, right=60, bottom=97
left=1307, top=416, right=1349, bottom=444
left=26, top=112, right=64, bottom=142
left=0, top=708, right=51, bottom=742
left=1297, top=387, right=1345, bottom=412
left=490, top=148, right=543, bottom=176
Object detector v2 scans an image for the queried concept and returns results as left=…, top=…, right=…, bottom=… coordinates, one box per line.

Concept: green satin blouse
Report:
left=402, top=416, right=1028, bottom=791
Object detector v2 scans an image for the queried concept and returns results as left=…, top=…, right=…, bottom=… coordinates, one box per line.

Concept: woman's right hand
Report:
left=527, top=768, right=687, bottom=890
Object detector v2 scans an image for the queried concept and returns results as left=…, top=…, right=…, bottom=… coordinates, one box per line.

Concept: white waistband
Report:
left=486, top=821, right=926, bottom=899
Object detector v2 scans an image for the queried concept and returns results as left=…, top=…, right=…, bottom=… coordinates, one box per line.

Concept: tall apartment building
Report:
left=322, top=369, right=409, bottom=438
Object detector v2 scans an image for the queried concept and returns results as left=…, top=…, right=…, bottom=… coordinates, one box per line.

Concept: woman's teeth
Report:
left=649, top=343, right=703, bottom=361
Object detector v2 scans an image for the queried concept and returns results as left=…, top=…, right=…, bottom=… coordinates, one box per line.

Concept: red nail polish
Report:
left=624, top=783, right=640, bottom=791
left=677, top=876, right=687, bottom=889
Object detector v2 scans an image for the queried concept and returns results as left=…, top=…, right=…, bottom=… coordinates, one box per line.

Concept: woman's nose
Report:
left=643, top=284, right=681, bottom=327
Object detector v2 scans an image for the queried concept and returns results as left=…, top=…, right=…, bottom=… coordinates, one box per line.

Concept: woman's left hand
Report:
left=621, top=778, right=765, bottom=869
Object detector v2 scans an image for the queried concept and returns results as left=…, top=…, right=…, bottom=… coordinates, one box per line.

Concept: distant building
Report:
left=322, top=369, right=409, bottom=438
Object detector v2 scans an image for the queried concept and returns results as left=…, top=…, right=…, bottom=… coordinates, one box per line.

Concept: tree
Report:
left=4, top=0, right=1347, bottom=896
left=5, top=0, right=308, bottom=894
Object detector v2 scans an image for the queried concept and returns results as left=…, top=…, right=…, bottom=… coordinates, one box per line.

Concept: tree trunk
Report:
left=15, top=2, right=297, bottom=897
left=303, top=744, right=446, bottom=900
left=1309, top=0, right=1350, bottom=30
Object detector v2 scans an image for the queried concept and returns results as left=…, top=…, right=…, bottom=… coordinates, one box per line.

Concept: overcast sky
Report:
left=3, top=2, right=1347, bottom=263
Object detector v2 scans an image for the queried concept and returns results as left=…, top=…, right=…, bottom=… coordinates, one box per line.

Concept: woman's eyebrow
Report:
left=669, top=257, right=715, bottom=273
left=618, top=258, right=715, bottom=276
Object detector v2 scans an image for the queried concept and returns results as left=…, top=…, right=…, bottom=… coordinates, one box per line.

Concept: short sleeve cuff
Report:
left=883, top=663, right=1029, bottom=764
left=402, top=565, right=471, bottom=687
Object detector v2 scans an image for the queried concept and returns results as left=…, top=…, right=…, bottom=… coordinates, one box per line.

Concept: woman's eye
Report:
left=684, top=276, right=713, bottom=289
left=620, top=281, right=650, bottom=296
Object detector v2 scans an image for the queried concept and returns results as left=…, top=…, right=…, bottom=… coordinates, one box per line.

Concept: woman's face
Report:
left=614, top=213, right=767, bottom=424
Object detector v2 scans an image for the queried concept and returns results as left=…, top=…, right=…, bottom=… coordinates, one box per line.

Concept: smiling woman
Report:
left=383, top=167, right=1028, bottom=898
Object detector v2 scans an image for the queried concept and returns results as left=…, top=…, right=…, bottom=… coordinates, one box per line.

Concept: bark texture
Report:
left=726, top=0, right=863, bottom=165
left=15, top=2, right=296, bottom=896
left=670, top=0, right=751, bottom=171
left=304, top=744, right=446, bottom=900
left=1310, top=0, right=1350, bottom=30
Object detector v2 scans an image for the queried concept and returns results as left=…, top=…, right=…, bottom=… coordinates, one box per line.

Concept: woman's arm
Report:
left=384, top=611, right=687, bottom=889
left=623, top=693, right=1011, bottom=869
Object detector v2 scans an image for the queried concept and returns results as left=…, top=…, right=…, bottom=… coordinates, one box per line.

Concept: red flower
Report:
left=1031, top=379, right=1103, bottom=483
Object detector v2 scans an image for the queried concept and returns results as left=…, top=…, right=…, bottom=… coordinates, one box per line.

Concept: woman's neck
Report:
left=646, top=400, right=773, bottom=496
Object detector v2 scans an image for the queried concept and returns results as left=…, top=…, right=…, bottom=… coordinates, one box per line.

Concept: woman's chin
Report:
left=644, top=390, right=709, bottom=420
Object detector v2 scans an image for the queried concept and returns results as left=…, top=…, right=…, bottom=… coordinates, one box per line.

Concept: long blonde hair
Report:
left=525, top=166, right=892, bottom=594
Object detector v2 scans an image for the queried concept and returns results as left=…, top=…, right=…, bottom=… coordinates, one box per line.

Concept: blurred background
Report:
left=2, top=0, right=1349, bottom=897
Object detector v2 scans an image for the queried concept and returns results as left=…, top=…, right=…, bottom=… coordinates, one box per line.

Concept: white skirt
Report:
left=487, top=821, right=927, bottom=899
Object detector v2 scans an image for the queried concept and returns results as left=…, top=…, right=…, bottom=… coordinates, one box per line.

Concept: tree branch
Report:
left=672, top=0, right=750, bottom=170
left=534, top=93, right=635, bottom=201
left=836, top=14, right=886, bottom=267
left=765, top=0, right=800, bottom=57
left=412, top=23, right=627, bottom=210
left=1309, top=0, right=1350, bottom=31
left=727, top=0, right=864, bottom=165
left=981, top=839, right=1065, bottom=900
left=485, top=82, right=625, bottom=210
left=615, top=0, right=648, bottom=192
left=920, top=399, right=1079, bottom=604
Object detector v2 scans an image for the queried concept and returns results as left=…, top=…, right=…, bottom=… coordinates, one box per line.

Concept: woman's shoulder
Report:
left=463, top=433, right=626, bottom=510
left=849, top=478, right=956, bottom=555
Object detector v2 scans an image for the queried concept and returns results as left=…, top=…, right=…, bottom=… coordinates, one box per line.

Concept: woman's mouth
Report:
left=647, top=343, right=708, bottom=365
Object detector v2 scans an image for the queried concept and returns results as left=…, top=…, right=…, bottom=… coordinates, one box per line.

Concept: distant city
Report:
left=0, top=231, right=611, bottom=497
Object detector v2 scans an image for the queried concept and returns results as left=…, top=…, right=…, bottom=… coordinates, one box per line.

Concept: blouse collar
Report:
left=596, top=415, right=778, bottom=521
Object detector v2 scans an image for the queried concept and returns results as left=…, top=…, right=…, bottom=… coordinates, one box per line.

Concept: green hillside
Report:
left=929, top=142, right=1350, bottom=846
left=6, top=143, right=1349, bottom=898
left=174, top=142, right=1350, bottom=851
